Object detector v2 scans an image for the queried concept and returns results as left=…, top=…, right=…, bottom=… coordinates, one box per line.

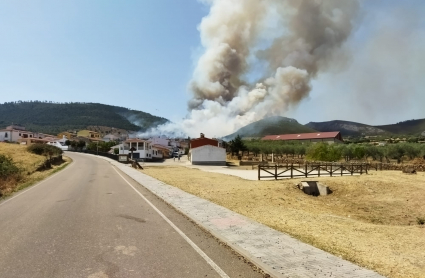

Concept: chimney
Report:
left=200, top=133, right=205, bottom=138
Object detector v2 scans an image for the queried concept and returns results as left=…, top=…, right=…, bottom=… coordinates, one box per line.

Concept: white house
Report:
left=151, top=144, right=171, bottom=160
left=188, top=134, right=226, bottom=166
left=103, top=134, right=120, bottom=142
left=120, top=138, right=152, bottom=160
left=0, top=125, right=34, bottom=142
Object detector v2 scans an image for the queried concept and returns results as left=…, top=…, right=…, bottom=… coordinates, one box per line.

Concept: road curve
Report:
left=0, top=152, right=262, bottom=278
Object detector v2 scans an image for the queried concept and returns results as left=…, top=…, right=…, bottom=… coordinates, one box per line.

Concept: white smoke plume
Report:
left=142, top=0, right=360, bottom=138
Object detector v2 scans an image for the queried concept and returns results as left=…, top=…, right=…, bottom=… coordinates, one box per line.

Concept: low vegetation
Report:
left=86, top=141, right=119, bottom=153
left=232, top=139, right=425, bottom=163
left=0, top=143, right=70, bottom=197
left=142, top=166, right=425, bottom=278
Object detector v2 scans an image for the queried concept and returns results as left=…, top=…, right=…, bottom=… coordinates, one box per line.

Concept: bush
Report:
left=0, top=154, right=21, bottom=180
left=417, top=217, right=425, bottom=225
left=27, top=144, right=63, bottom=159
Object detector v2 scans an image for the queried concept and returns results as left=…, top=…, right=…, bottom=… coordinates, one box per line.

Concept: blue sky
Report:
left=1, top=0, right=424, bottom=126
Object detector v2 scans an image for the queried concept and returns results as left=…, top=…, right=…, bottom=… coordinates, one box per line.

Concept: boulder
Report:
left=298, top=181, right=331, bottom=196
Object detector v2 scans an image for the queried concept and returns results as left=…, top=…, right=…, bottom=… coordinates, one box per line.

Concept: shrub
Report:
left=417, top=217, right=425, bottom=225
left=27, top=144, right=63, bottom=159
left=0, top=154, right=21, bottom=180
left=306, top=143, right=342, bottom=162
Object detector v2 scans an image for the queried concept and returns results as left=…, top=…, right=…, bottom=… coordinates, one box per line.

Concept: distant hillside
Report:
left=305, top=120, right=389, bottom=137
left=376, top=119, right=425, bottom=135
left=0, top=101, right=169, bottom=135
left=224, top=116, right=317, bottom=140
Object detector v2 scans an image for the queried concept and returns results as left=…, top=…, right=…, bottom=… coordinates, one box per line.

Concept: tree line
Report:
left=227, top=136, right=425, bottom=163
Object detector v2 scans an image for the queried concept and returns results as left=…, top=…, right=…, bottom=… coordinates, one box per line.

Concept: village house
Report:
left=0, top=124, right=56, bottom=144
left=151, top=144, right=171, bottom=160
left=77, top=130, right=103, bottom=143
left=118, top=138, right=153, bottom=160
left=102, top=134, right=121, bottom=142
left=188, top=133, right=226, bottom=166
left=0, top=124, right=31, bottom=142
left=77, top=130, right=101, bottom=139
left=58, top=131, right=77, bottom=140
left=262, top=131, right=344, bottom=144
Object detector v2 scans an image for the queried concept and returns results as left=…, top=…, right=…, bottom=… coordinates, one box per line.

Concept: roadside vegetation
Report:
left=0, top=143, right=70, bottom=198
left=142, top=166, right=425, bottom=278
left=85, top=141, right=119, bottom=153
left=227, top=136, right=425, bottom=163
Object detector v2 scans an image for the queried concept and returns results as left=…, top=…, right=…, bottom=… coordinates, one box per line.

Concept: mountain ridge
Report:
left=306, top=118, right=425, bottom=136
left=224, top=116, right=317, bottom=140
left=0, top=101, right=169, bottom=135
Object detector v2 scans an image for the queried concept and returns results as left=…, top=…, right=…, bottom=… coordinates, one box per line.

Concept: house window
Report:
left=30, top=135, right=32, bottom=137
left=5, top=132, right=8, bottom=138
left=19, top=133, right=21, bottom=136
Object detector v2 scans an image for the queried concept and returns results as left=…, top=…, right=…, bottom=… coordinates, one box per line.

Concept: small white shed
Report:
left=189, top=134, right=226, bottom=166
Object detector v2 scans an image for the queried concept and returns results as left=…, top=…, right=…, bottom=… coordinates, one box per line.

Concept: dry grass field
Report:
left=142, top=165, right=425, bottom=278
left=0, top=143, right=71, bottom=197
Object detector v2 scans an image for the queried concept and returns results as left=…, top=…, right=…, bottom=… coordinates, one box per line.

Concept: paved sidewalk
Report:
left=101, top=156, right=385, bottom=278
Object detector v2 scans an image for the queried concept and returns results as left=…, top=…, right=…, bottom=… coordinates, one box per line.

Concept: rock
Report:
left=298, top=181, right=331, bottom=196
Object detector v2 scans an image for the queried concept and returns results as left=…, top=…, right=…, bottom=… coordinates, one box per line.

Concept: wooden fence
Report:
left=258, top=163, right=368, bottom=180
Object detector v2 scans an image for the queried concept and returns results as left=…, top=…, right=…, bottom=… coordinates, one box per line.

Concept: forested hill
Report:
left=376, top=119, right=425, bottom=135
left=0, top=101, right=169, bottom=134
left=224, top=116, right=317, bottom=140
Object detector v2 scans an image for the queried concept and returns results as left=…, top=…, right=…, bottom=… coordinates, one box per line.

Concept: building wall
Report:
left=190, top=145, right=226, bottom=166
left=151, top=148, right=164, bottom=159
left=77, top=130, right=100, bottom=138
left=0, top=130, right=22, bottom=142
left=308, top=138, right=340, bottom=144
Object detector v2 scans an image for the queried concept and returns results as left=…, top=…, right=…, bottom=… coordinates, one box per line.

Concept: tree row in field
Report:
left=227, top=136, right=425, bottom=163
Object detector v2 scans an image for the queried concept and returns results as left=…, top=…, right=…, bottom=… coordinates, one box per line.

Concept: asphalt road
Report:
left=0, top=152, right=263, bottom=278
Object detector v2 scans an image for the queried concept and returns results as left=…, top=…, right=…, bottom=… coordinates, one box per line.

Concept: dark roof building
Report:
left=262, top=132, right=343, bottom=144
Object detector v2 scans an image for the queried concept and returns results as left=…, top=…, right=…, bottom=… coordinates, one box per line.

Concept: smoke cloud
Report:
left=142, top=0, right=360, bottom=138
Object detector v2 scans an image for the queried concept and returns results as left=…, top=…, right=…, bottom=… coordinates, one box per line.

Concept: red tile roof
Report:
left=190, top=137, right=219, bottom=149
left=262, top=132, right=342, bottom=141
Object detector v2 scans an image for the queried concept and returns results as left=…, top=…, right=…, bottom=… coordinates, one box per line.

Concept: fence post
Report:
left=258, top=165, right=260, bottom=180
left=351, top=164, right=353, bottom=176
left=341, top=164, right=343, bottom=176
left=365, top=164, right=368, bottom=174
left=305, top=163, right=307, bottom=178
left=360, top=164, right=363, bottom=175
left=291, top=163, right=293, bottom=178
left=274, top=164, right=277, bottom=180
left=318, top=163, right=320, bottom=177
left=330, top=164, right=333, bottom=177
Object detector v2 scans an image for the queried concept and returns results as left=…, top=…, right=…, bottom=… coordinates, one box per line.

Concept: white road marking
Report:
left=112, top=167, right=231, bottom=278
left=0, top=160, right=74, bottom=208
